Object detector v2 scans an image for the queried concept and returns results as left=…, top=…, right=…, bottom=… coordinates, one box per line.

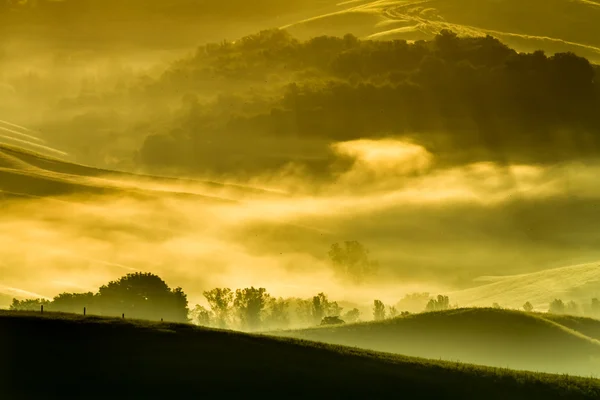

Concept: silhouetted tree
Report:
left=191, top=304, right=212, bottom=326
left=234, top=287, right=270, bottom=331
left=295, top=298, right=314, bottom=326
left=9, top=298, right=50, bottom=311
left=373, top=300, right=386, bottom=321
left=425, top=295, right=450, bottom=312
left=343, top=308, right=360, bottom=323
left=387, top=306, right=398, bottom=319
left=566, top=300, right=580, bottom=315
left=327, top=300, right=343, bottom=318
left=328, top=241, right=378, bottom=283
left=523, top=302, right=534, bottom=312
left=549, top=299, right=565, bottom=314
left=397, top=292, right=431, bottom=313
left=265, top=297, right=290, bottom=330
left=51, top=292, right=95, bottom=314
left=97, top=273, right=189, bottom=323
left=492, top=303, right=502, bottom=309
left=311, top=292, right=328, bottom=324
left=203, top=288, right=233, bottom=329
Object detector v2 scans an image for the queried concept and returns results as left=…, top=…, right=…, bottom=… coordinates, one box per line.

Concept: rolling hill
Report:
left=542, top=313, right=600, bottom=341
left=282, top=0, right=600, bottom=63
left=270, top=308, right=600, bottom=376
left=1, top=311, right=600, bottom=399
left=447, top=262, right=600, bottom=310
left=0, top=142, right=279, bottom=201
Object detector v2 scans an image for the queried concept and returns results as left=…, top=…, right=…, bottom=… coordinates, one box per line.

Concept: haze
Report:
left=2, top=0, right=600, bottom=315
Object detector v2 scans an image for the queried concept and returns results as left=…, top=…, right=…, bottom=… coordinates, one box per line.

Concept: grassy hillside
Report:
left=0, top=143, right=276, bottom=200
left=447, top=262, right=600, bottom=310
left=271, top=308, right=600, bottom=376
left=1, top=312, right=600, bottom=399
left=283, top=0, right=600, bottom=63
left=0, top=0, right=341, bottom=51
left=542, top=314, right=600, bottom=341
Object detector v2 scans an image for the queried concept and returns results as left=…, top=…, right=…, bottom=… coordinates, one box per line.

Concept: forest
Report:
left=3, top=29, right=599, bottom=179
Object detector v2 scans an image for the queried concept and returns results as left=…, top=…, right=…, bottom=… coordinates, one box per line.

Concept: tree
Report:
left=51, top=292, right=95, bottom=314
left=96, top=273, right=189, bottom=323
left=523, top=301, right=534, bottom=312
left=373, top=300, right=386, bottom=321
left=234, top=287, right=270, bottom=331
left=492, top=303, right=502, bottom=309
left=9, top=298, right=50, bottom=311
left=425, top=295, right=450, bottom=312
left=265, top=297, right=289, bottom=330
left=311, top=293, right=327, bottom=323
left=203, top=288, right=233, bottom=329
left=549, top=299, right=565, bottom=314
left=328, top=241, right=378, bottom=283
left=327, top=300, right=343, bottom=318
left=191, top=304, right=212, bottom=326
left=343, top=308, right=360, bottom=323
left=295, top=298, right=314, bottom=326
left=566, top=300, right=580, bottom=315
left=397, top=292, right=430, bottom=313
left=387, top=306, right=398, bottom=319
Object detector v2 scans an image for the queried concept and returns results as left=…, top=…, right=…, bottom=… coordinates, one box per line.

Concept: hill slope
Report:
left=542, top=313, right=600, bottom=341
left=1, top=312, right=600, bottom=399
left=270, top=308, right=600, bottom=376
left=448, top=262, right=600, bottom=310
left=0, top=143, right=277, bottom=201
left=283, top=0, right=600, bottom=63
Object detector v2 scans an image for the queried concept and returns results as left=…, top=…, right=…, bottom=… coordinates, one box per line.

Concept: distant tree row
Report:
left=193, top=289, right=357, bottom=331
left=546, top=298, right=600, bottom=317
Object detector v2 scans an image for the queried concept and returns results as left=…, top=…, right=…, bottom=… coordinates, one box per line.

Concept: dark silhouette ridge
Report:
left=1, top=312, right=599, bottom=399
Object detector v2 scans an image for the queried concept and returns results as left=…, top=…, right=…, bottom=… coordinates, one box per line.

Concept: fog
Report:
left=3, top=136, right=600, bottom=312
left=2, top=1, right=600, bottom=318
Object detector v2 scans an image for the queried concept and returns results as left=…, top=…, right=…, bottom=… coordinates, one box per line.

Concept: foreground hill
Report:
left=271, top=308, right=600, bottom=376
left=1, top=312, right=599, bottom=399
left=283, top=0, right=600, bottom=63
left=448, top=262, right=600, bottom=310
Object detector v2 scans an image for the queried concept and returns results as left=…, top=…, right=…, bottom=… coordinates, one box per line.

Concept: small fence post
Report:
left=83, top=307, right=86, bottom=316
left=41, top=305, right=44, bottom=314
left=122, top=313, right=125, bottom=319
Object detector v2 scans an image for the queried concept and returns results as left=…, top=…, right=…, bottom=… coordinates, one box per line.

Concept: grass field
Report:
left=1, top=311, right=600, bottom=399
left=447, top=262, right=600, bottom=310
left=271, top=308, right=600, bottom=376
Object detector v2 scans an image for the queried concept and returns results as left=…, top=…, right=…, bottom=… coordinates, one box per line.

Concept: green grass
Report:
left=1, top=311, right=600, bottom=399
left=271, top=308, right=600, bottom=377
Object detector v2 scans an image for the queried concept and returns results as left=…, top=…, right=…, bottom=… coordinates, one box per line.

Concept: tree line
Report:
left=9, top=274, right=456, bottom=331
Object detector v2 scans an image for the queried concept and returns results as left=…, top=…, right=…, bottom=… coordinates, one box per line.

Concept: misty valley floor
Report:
left=1, top=312, right=600, bottom=399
